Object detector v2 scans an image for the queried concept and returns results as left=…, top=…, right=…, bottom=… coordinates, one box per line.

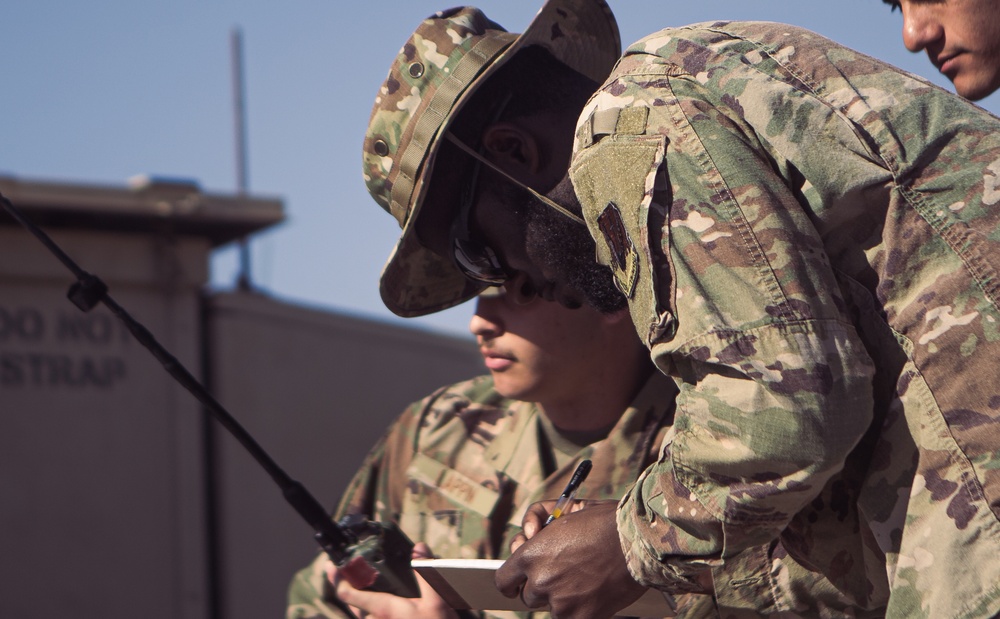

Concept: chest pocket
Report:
left=572, top=106, right=676, bottom=347
left=399, top=452, right=506, bottom=559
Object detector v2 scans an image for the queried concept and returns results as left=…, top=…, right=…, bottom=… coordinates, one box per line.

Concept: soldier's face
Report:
left=897, top=0, right=1000, bottom=100
left=469, top=177, right=626, bottom=315
left=468, top=290, right=618, bottom=404
left=468, top=182, right=585, bottom=308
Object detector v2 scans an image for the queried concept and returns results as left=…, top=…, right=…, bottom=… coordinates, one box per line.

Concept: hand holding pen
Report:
left=543, top=459, right=592, bottom=527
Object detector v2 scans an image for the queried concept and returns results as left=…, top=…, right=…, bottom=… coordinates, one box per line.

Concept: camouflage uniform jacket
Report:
left=569, top=20, right=1000, bottom=618
left=287, top=372, right=717, bottom=618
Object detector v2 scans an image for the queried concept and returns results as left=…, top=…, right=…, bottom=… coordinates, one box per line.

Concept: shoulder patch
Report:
left=597, top=201, right=639, bottom=298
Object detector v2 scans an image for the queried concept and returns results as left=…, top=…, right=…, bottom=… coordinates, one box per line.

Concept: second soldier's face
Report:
left=468, top=290, right=612, bottom=404
left=898, top=0, right=1000, bottom=100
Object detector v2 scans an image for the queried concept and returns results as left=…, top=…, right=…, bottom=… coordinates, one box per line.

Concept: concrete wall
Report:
left=205, top=292, right=480, bottom=619
left=0, top=227, right=211, bottom=619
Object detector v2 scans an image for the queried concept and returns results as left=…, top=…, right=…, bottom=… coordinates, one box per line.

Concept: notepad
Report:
left=411, top=558, right=676, bottom=616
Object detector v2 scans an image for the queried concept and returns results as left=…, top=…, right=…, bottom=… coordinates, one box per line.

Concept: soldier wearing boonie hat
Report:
left=362, top=0, right=621, bottom=318
left=285, top=282, right=709, bottom=618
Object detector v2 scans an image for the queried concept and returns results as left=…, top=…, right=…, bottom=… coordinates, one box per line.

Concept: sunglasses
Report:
left=444, top=130, right=585, bottom=286
left=449, top=133, right=508, bottom=284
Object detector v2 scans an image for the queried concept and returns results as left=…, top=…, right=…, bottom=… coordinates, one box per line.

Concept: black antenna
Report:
left=231, top=26, right=253, bottom=291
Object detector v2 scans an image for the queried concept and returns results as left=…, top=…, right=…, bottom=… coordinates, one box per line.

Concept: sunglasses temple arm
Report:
left=443, top=132, right=586, bottom=226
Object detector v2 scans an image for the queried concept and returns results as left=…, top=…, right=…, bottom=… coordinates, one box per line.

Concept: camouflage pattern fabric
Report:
left=287, top=373, right=721, bottom=618
left=570, top=20, right=1000, bottom=618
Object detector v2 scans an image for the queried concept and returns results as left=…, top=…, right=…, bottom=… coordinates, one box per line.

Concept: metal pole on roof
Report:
left=231, top=26, right=252, bottom=291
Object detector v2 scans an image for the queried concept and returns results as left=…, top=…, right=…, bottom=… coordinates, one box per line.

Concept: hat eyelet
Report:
left=373, top=139, right=389, bottom=157
left=408, top=62, right=425, bottom=78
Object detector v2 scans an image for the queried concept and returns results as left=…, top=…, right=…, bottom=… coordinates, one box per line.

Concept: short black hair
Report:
left=882, top=0, right=901, bottom=11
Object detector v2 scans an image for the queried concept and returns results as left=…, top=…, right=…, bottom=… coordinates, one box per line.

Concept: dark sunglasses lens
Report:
left=453, top=237, right=507, bottom=285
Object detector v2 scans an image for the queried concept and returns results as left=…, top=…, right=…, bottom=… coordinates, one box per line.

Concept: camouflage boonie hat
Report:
left=364, top=0, right=621, bottom=317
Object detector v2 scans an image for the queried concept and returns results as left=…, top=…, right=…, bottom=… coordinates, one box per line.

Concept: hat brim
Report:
left=379, top=0, right=621, bottom=317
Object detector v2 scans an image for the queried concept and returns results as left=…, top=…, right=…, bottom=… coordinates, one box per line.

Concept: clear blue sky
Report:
left=4, top=1, right=999, bottom=337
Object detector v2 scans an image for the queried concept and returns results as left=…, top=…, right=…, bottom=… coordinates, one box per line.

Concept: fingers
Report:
left=329, top=552, right=457, bottom=619
left=509, top=531, right=528, bottom=553
left=326, top=565, right=367, bottom=619
left=520, top=500, right=555, bottom=540
left=412, top=542, right=434, bottom=560
left=495, top=547, right=527, bottom=599
left=336, top=580, right=385, bottom=616
left=520, top=498, right=599, bottom=541
left=518, top=582, right=547, bottom=610
left=565, top=497, right=593, bottom=515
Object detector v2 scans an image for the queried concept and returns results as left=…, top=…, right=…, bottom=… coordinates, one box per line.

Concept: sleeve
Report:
left=570, top=49, right=876, bottom=596
left=285, top=399, right=427, bottom=618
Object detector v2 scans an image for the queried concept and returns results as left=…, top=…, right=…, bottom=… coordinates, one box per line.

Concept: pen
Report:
left=543, top=459, right=592, bottom=527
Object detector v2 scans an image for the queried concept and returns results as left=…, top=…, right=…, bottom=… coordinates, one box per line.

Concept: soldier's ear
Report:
left=481, top=122, right=542, bottom=177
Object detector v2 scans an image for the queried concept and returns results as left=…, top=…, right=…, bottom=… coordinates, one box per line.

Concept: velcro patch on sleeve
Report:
left=597, top=201, right=639, bottom=298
